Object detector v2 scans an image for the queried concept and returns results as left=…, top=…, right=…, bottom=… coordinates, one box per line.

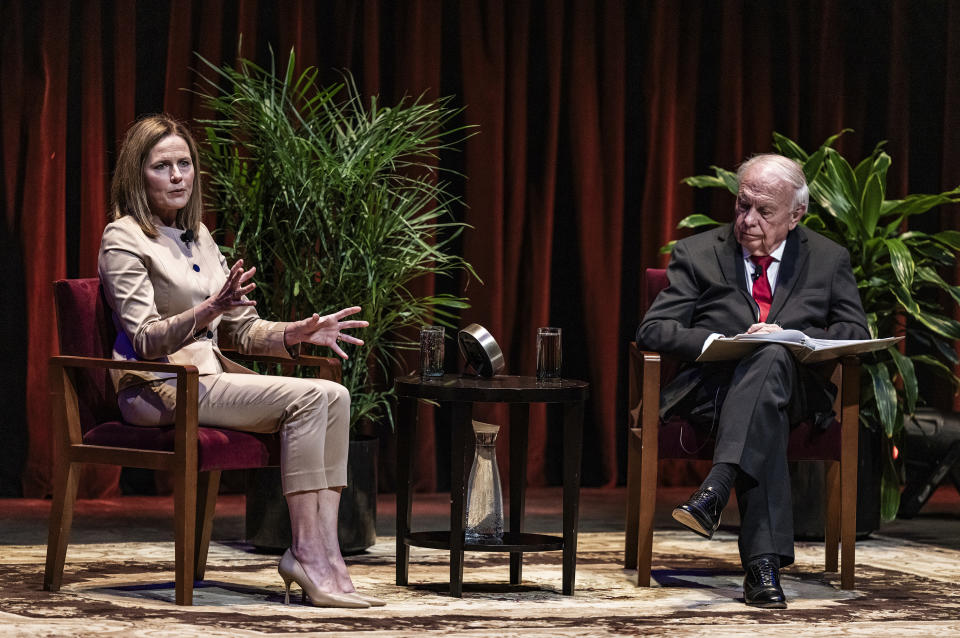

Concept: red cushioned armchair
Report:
left=43, top=278, right=341, bottom=605
left=624, top=268, right=860, bottom=589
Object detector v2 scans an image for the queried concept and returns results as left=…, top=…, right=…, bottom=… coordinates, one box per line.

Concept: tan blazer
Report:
left=98, top=214, right=294, bottom=392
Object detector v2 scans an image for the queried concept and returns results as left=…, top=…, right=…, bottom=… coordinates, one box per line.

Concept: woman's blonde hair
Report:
left=110, top=114, right=203, bottom=237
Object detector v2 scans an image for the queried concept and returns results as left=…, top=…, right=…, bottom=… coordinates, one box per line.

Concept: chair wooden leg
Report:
left=174, top=464, right=199, bottom=605
left=824, top=461, right=840, bottom=573
left=635, top=350, right=660, bottom=587
left=624, top=428, right=643, bottom=569
left=839, top=357, right=859, bottom=590
left=840, top=434, right=857, bottom=590
left=636, top=440, right=657, bottom=587
left=193, top=470, right=221, bottom=582
left=44, top=461, right=81, bottom=592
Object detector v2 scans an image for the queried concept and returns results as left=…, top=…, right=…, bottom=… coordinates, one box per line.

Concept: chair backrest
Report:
left=640, top=268, right=683, bottom=386
left=641, top=268, right=668, bottom=316
left=53, top=278, right=121, bottom=428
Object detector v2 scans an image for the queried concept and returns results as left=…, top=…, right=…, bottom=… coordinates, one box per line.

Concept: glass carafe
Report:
left=464, top=420, right=504, bottom=542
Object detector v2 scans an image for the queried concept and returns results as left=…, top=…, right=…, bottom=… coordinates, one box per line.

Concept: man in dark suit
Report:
left=637, top=154, right=869, bottom=608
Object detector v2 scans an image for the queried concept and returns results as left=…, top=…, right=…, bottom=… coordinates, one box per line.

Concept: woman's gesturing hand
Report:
left=194, top=259, right=257, bottom=331
left=210, top=259, right=258, bottom=313
left=284, top=306, right=369, bottom=359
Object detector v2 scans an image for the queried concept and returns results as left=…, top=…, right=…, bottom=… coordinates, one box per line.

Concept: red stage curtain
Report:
left=2, top=0, right=959, bottom=497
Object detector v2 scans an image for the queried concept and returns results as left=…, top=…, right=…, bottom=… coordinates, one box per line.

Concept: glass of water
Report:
left=419, top=325, right=445, bottom=379
left=536, top=327, right=562, bottom=382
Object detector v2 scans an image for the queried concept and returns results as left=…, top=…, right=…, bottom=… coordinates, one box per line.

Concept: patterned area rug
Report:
left=2, top=531, right=959, bottom=637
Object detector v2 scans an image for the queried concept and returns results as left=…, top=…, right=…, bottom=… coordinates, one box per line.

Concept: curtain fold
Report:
left=3, top=0, right=960, bottom=497
left=19, top=0, right=70, bottom=497
left=565, top=0, right=624, bottom=486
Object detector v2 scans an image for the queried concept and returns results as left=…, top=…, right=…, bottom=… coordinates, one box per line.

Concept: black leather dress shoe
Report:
left=671, top=486, right=723, bottom=539
left=743, top=557, right=787, bottom=609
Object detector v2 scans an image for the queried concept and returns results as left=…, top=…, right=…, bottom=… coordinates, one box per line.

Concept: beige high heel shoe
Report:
left=278, top=549, right=370, bottom=609
left=349, top=592, right=386, bottom=607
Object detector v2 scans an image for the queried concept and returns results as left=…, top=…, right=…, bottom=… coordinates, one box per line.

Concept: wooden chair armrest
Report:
left=50, top=354, right=199, bottom=376
left=218, top=348, right=342, bottom=383
left=48, top=355, right=200, bottom=449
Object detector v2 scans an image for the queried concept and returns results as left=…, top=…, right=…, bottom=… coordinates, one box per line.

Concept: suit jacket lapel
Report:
left=768, top=228, right=808, bottom=322
left=714, top=225, right=757, bottom=316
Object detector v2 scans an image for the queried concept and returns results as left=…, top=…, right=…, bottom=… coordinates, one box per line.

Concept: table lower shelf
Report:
left=405, top=531, right=564, bottom=552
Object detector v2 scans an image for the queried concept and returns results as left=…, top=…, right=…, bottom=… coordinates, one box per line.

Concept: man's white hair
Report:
left=738, top=154, right=809, bottom=213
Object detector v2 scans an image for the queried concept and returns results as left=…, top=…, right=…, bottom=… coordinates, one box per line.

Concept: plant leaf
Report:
left=912, top=354, right=960, bottom=387
left=889, top=348, right=917, bottom=413
left=802, top=149, right=828, bottom=184
left=677, top=214, right=722, bottom=229
left=911, top=311, right=960, bottom=340
left=825, top=150, right=861, bottom=211
left=681, top=174, right=728, bottom=190
left=660, top=240, right=677, bottom=254
left=871, top=151, right=891, bottom=193
left=864, top=362, right=898, bottom=437
left=860, top=172, right=884, bottom=236
left=715, top=167, right=739, bottom=194
left=819, top=128, right=852, bottom=151
left=915, top=266, right=960, bottom=305
left=880, top=437, right=901, bottom=522
left=933, top=229, right=960, bottom=251
left=682, top=166, right=738, bottom=195
left=884, top=237, right=914, bottom=288
left=772, top=132, right=809, bottom=162
left=882, top=189, right=960, bottom=219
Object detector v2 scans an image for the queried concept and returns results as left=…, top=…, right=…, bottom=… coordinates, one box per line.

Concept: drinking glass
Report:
left=536, top=327, right=562, bottom=381
left=419, top=326, right=445, bottom=379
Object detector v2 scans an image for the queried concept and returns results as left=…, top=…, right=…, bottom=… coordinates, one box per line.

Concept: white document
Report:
left=696, top=329, right=903, bottom=364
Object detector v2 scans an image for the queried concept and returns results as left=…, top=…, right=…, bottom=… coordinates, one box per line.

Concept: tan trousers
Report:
left=118, top=373, right=350, bottom=495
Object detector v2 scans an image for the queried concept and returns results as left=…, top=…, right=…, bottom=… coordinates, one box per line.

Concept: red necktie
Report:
left=750, top=255, right=775, bottom=322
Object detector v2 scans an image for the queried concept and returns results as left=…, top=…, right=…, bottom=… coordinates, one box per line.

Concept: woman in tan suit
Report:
left=99, top=114, right=382, bottom=609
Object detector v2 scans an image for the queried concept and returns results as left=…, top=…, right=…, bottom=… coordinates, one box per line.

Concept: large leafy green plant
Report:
left=674, top=131, right=960, bottom=520
left=193, top=49, right=477, bottom=428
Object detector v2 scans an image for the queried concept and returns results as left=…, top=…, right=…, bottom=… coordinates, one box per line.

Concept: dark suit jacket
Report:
left=637, top=224, right=870, bottom=420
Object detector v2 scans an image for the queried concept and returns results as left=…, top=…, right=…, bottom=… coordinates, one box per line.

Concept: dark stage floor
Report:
left=1, top=485, right=957, bottom=551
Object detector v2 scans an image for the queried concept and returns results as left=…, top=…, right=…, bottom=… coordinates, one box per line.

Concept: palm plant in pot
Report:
left=672, top=130, right=960, bottom=524
left=193, top=49, right=477, bottom=551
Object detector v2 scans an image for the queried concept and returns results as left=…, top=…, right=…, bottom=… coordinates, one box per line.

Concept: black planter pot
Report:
left=245, top=435, right=379, bottom=554
left=790, top=424, right=882, bottom=540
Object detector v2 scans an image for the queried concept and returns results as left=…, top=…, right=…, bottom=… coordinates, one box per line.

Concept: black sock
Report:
left=700, top=462, right=737, bottom=506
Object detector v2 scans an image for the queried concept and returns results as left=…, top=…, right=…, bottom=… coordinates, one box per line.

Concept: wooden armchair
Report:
left=43, top=278, right=340, bottom=605
left=624, top=268, right=860, bottom=589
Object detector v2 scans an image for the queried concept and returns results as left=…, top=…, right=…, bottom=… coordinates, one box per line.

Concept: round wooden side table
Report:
left=393, top=374, right=590, bottom=597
